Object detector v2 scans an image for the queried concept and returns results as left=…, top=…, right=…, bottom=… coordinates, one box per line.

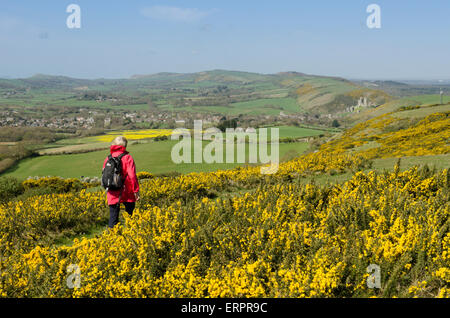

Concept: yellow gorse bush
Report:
left=321, top=112, right=450, bottom=159
left=0, top=190, right=107, bottom=256
left=0, top=160, right=448, bottom=298
left=22, top=176, right=92, bottom=192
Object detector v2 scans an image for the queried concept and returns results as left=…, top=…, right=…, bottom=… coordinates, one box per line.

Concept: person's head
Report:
left=112, top=136, right=128, bottom=148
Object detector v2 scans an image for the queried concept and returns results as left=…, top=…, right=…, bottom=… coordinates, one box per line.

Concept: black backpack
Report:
left=101, top=153, right=126, bottom=191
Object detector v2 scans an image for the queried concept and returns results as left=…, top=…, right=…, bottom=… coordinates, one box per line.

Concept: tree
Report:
left=331, top=119, right=340, bottom=128
left=217, top=118, right=238, bottom=132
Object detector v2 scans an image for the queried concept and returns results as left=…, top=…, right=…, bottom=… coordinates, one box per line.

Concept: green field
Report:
left=274, top=125, right=328, bottom=138
left=158, top=97, right=300, bottom=115
left=2, top=125, right=330, bottom=179
left=216, top=126, right=328, bottom=139
left=4, top=140, right=311, bottom=180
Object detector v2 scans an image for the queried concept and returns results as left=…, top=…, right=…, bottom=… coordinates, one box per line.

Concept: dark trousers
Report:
left=109, top=202, right=135, bottom=228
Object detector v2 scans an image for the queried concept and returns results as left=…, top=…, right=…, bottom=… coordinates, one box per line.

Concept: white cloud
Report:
left=141, top=6, right=215, bottom=23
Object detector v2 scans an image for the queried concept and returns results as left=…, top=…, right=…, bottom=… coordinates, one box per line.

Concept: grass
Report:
left=213, top=126, right=327, bottom=140
left=392, top=103, right=450, bottom=119
left=38, top=142, right=111, bottom=155
left=3, top=140, right=311, bottom=180
left=275, top=125, right=327, bottom=138
left=159, top=97, right=301, bottom=115
left=300, top=154, right=450, bottom=186
left=405, top=94, right=450, bottom=105
left=371, top=154, right=450, bottom=171
left=54, top=223, right=108, bottom=247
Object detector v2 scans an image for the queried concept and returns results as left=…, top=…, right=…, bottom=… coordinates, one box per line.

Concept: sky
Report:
left=0, top=0, right=450, bottom=80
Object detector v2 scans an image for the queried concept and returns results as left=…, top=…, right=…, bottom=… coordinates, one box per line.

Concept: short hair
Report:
left=112, top=136, right=128, bottom=147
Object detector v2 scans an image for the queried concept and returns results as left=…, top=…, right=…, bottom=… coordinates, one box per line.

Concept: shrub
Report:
left=0, top=176, right=24, bottom=203
left=0, top=158, right=16, bottom=174
left=154, top=135, right=169, bottom=141
left=12, top=187, right=56, bottom=202
left=331, top=119, right=340, bottom=128
left=137, top=171, right=154, bottom=180
left=22, top=177, right=86, bottom=193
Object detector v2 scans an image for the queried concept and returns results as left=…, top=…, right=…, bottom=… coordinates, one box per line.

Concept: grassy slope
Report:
left=351, top=94, right=450, bottom=123
left=295, top=77, right=357, bottom=110
left=392, top=104, right=450, bottom=118
left=301, top=154, right=450, bottom=186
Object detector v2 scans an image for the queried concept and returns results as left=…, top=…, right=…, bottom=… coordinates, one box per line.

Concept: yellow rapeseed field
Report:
left=95, top=129, right=174, bottom=142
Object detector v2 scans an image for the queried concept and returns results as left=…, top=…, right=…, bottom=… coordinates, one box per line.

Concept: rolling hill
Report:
left=0, top=70, right=392, bottom=117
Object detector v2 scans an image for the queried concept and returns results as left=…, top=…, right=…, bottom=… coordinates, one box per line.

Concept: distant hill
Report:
left=0, top=70, right=392, bottom=117
left=354, top=79, right=450, bottom=98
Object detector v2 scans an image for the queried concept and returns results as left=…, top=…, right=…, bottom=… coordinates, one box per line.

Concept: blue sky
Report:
left=1, top=0, right=450, bottom=79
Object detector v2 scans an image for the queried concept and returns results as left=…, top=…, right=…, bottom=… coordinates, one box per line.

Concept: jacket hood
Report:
left=110, top=145, right=128, bottom=155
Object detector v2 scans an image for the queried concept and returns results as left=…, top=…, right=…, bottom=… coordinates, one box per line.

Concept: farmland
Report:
left=2, top=125, right=325, bottom=180
left=4, top=140, right=312, bottom=179
left=0, top=70, right=390, bottom=120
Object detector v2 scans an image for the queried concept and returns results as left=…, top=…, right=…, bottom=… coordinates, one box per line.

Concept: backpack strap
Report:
left=116, top=154, right=127, bottom=205
left=116, top=153, right=128, bottom=179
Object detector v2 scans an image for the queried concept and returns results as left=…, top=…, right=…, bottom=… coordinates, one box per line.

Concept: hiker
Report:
left=102, top=136, right=140, bottom=228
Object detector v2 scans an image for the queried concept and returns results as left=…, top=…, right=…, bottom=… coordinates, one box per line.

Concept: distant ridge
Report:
left=130, top=72, right=180, bottom=79
left=0, top=69, right=393, bottom=117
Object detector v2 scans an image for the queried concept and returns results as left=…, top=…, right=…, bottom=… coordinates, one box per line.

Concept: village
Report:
left=0, top=105, right=346, bottom=131
left=0, top=108, right=226, bottom=130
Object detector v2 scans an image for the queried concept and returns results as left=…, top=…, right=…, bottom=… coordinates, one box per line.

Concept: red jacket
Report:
left=103, top=145, right=139, bottom=205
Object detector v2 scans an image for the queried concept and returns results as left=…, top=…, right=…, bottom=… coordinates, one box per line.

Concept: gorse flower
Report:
left=0, top=164, right=448, bottom=298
